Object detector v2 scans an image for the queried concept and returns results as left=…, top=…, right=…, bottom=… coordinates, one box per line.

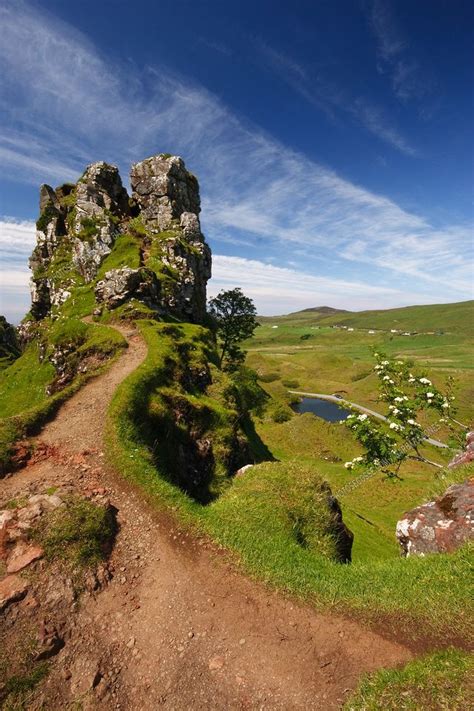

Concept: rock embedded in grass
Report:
left=396, top=479, right=474, bottom=556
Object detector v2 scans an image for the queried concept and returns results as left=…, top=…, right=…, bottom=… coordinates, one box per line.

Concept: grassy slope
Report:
left=105, top=318, right=474, bottom=646
left=345, top=648, right=473, bottom=710
left=0, top=319, right=126, bottom=472
left=262, top=299, right=474, bottom=335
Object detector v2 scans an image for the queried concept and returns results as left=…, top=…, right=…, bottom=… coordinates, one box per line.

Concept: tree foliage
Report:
left=208, top=288, right=258, bottom=369
left=342, top=351, right=464, bottom=477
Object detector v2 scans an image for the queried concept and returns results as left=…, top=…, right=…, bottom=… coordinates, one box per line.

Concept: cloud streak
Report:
left=0, top=1, right=471, bottom=324
left=255, top=41, right=417, bottom=155
left=369, top=0, right=433, bottom=104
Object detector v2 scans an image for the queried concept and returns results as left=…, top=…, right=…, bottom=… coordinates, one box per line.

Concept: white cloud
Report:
left=0, top=1, right=471, bottom=323
left=209, top=255, right=450, bottom=314
left=0, top=218, right=36, bottom=255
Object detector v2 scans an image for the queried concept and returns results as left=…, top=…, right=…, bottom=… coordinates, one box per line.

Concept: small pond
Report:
left=292, top=397, right=351, bottom=423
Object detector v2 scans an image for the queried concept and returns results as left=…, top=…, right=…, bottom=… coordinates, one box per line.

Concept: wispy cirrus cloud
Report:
left=209, top=255, right=457, bottom=314
left=0, top=0, right=471, bottom=324
left=369, top=0, right=434, bottom=105
left=255, top=41, right=417, bottom=155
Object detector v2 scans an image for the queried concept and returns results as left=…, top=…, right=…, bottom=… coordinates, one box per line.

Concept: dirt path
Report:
left=2, top=324, right=412, bottom=710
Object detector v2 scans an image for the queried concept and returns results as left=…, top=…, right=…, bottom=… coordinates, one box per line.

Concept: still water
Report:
left=292, top=397, right=351, bottom=423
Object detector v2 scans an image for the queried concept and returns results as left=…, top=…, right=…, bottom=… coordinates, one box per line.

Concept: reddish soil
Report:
left=1, top=324, right=412, bottom=709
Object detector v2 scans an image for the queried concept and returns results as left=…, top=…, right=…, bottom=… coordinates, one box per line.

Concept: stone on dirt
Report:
left=0, top=574, right=29, bottom=611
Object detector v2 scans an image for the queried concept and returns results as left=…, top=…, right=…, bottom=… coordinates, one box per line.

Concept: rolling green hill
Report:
left=261, top=300, right=474, bottom=335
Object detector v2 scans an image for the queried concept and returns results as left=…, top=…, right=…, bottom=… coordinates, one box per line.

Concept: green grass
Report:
left=32, top=496, right=116, bottom=566
left=0, top=321, right=126, bottom=474
left=2, top=662, right=49, bottom=710
left=106, top=320, right=266, bottom=503
left=262, top=299, right=474, bottom=336
left=97, top=232, right=141, bottom=277
left=105, top=318, right=474, bottom=646
left=344, top=648, right=473, bottom=710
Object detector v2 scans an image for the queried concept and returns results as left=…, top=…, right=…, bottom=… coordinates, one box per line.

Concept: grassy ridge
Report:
left=0, top=320, right=126, bottom=473
left=105, top=318, right=474, bottom=646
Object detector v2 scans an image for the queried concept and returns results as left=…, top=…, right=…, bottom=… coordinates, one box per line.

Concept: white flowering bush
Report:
left=342, top=351, right=461, bottom=478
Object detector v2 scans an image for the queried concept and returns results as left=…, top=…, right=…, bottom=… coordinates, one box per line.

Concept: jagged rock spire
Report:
left=28, top=154, right=212, bottom=324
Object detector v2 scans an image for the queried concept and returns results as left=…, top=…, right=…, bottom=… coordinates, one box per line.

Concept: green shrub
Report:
left=258, top=371, right=280, bottom=383
left=271, top=403, right=293, bottom=423
left=282, top=378, right=300, bottom=388
left=76, top=216, right=100, bottom=242
left=36, top=204, right=58, bottom=232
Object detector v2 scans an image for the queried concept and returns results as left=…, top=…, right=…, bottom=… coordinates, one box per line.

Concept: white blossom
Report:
left=419, top=378, right=432, bottom=385
left=389, top=422, right=399, bottom=430
left=442, top=402, right=449, bottom=409
left=426, top=392, right=435, bottom=398
left=358, top=414, right=368, bottom=421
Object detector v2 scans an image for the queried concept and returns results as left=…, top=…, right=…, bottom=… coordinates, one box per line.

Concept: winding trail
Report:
left=2, top=324, right=412, bottom=710
left=289, top=390, right=448, bottom=449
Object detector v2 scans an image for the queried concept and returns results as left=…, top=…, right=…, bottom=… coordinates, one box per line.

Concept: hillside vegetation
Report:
left=2, top=154, right=473, bottom=707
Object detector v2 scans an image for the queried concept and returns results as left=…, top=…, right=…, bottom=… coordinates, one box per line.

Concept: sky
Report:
left=0, top=0, right=473, bottom=322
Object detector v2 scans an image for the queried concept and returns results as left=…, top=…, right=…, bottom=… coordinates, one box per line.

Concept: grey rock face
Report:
left=27, top=153, right=211, bottom=324
left=95, top=267, right=161, bottom=310
left=72, top=162, right=129, bottom=282
left=130, top=155, right=200, bottom=230
left=396, top=479, right=474, bottom=557
left=130, top=155, right=211, bottom=322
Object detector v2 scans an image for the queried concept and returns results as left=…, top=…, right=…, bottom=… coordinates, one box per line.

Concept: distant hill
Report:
left=318, top=300, right=474, bottom=335
left=295, top=306, right=349, bottom=315
left=259, top=306, right=348, bottom=326
left=260, top=300, right=474, bottom=335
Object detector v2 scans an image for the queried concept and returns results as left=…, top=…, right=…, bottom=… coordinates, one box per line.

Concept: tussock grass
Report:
left=32, top=496, right=116, bottom=567
left=344, top=648, right=473, bottom=710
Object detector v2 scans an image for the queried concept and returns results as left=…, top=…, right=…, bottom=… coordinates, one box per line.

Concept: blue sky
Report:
left=0, top=0, right=473, bottom=322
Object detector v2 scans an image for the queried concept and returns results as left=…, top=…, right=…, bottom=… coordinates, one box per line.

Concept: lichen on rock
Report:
left=396, top=479, right=474, bottom=556
left=26, top=153, right=212, bottom=325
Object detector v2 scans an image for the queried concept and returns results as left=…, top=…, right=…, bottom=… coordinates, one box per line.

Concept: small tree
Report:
left=208, top=288, right=258, bottom=369
left=342, top=351, right=464, bottom=478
